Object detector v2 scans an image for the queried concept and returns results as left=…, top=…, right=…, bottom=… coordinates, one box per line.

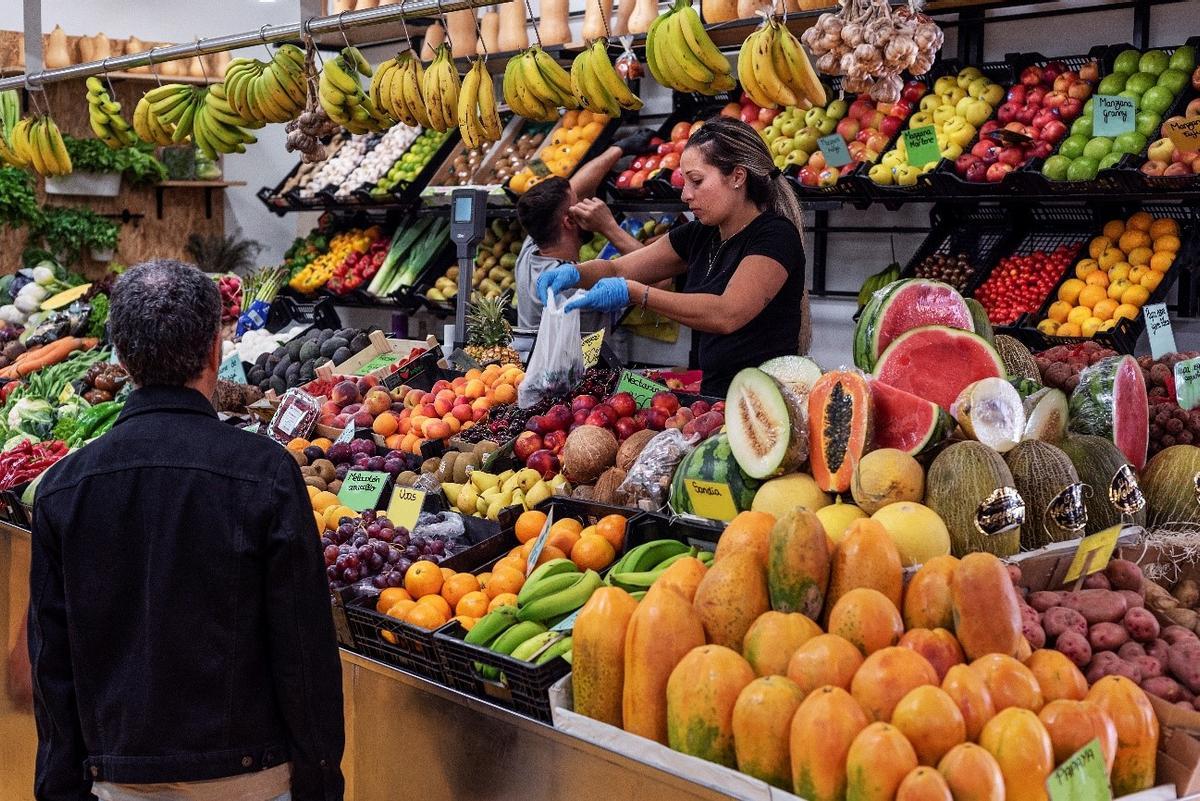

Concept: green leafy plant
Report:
left=185, top=231, right=262, bottom=275
left=62, top=136, right=168, bottom=186
left=0, top=166, right=42, bottom=230
left=29, top=207, right=120, bottom=266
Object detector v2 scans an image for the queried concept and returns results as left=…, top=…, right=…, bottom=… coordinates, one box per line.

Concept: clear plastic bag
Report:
left=519, top=291, right=584, bottom=409
left=618, top=428, right=700, bottom=510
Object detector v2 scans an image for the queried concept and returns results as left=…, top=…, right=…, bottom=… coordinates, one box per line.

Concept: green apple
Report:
left=779, top=117, right=800, bottom=137
left=804, top=108, right=826, bottom=128
left=881, top=150, right=904, bottom=168
left=941, top=87, right=968, bottom=106
left=1060, top=134, right=1089, bottom=160
left=794, top=130, right=820, bottom=154
left=868, top=163, right=894, bottom=185
left=1072, top=116, right=1094, bottom=138
left=940, top=141, right=963, bottom=160
left=1139, top=49, right=1170, bottom=76
left=1157, top=68, right=1189, bottom=95
left=771, top=137, right=794, bottom=156
left=1066, top=156, right=1099, bottom=181
left=1097, top=74, right=1128, bottom=95
left=910, top=110, right=935, bottom=128
left=1098, top=151, right=1124, bottom=170
left=1083, top=136, right=1114, bottom=160
left=1169, top=45, right=1195, bottom=72
left=1113, top=49, right=1141, bottom=75
left=933, top=105, right=958, bottom=126
left=919, top=95, right=940, bottom=113
left=1112, top=131, right=1147, bottom=154
left=1084, top=98, right=1095, bottom=115
left=967, top=77, right=991, bottom=99
left=1135, top=110, right=1161, bottom=138
left=1141, top=85, right=1174, bottom=115
left=817, top=117, right=837, bottom=136
left=1126, top=72, right=1158, bottom=95
left=933, top=76, right=958, bottom=95
left=1043, top=154, right=1072, bottom=180
left=942, top=117, right=976, bottom=147
left=1117, top=89, right=1143, bottom=109
left=957, top=67, right=983, bottom=87
left=784, top=150, right=806, bottom=166
left=961, top=99, right=993, bottom=127
left=826, top=99, right=848, bottom=119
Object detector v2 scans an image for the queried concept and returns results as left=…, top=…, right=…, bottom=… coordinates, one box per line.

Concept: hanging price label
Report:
left=218, top=353, right=247, bottom=384
left=1164, top=116, right=1200, bottom=152
left=683, top=479, right=738, bottom=522
left=335, top=421, right=356, bottom=445
left=581, top=330, right=605, bottom=369
left=1144, top=303, right=1176, bottom=359
left=386, top=486, right=426, bottom=531
left=818, top=133, right=852, bottom=168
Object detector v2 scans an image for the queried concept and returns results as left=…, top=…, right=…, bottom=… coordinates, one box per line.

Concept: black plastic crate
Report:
left=435, top=618, right=570, bottom=723
left=500, top=496, right=660, bottom=556
left=343, top=591, right=451, bottom=680
left=387, top=129, right=463, bottom=203
left=619, top=510, right=725, bottom=553
left=901, top=204, right=1020, bottom=297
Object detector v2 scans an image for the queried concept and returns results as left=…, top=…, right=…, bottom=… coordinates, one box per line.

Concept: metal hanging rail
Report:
left=0, top=0, right=509, bottom=92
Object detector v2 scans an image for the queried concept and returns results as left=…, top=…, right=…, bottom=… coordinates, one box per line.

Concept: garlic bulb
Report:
left=869, top=73, right=902, bottom=102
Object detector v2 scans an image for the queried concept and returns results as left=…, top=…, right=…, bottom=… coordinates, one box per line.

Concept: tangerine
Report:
left=1084, top=271, right=1109, bottom=288
left=1121, top=285, right=1150, bottom=307
left=1092, top=299, right=1118, bottom=321
left=1117, top=230, right=1150, bottom=253
left=1140, top=271, right=1163, bottom=292
left=1037, top=319, right=1059, bottom=336
left=495, top=555, right=528, bottom=575
left=1067, top=306, right=1092, bottom=326
left=488, top=592, right=520, bottom=611
left=547, top=527, right=581, bottom=555
left=1074, top=259, right=1100, bottom=280
left=571, top=534, right=616, bottom=571
left=405, top=561, right=444, bottom=598
left=595, top=515, right=628, bottom=550
left=1155, top=235, right=1181, bottom=254
left=312, top=491, right=340, bottom=512
left=1127, top=246, right=1152, bottom=267
left=476, top=571, right=492, bottom=590
left=1113, top=304, right=1139, bottom=321
left=377, top=587, right=412, bottom=612
left=1047, top=301, right=1072, bottom=323
left=1058, top=279, right=1085, bottom=304
left=1101, top=220, right=1125, bottom=240
left=385, top=599, right=417, bottom=620
left=1077, top=286, right=1107, bottom=309
left=441, top=573, right=480, bottom=607
left=1081, top=317, right=1104, bottom=338
left=1149, top=218, right=1179, bottom=239
left=1056, top=322, right=1082, bottom=337
left=313, top=510, right=324, bottom=534
left=1107, top=263, right=1131, bottom=283
left=310, top=437, right=333, bottom=451
left=405, top=602, right=449, bottom=629
left=515, top=510, right=548, bottom=543
left=287, top=438, right=310, bottom=452
left=486, top=566, right=526, bottom=598
left=456, top=590, right=490, bottom=617
left=1097, top=247, right=1124, bottom=271
left=1087, top=236, right=1112, bottom=260
left=1107, top=279, right=1132, bottom=301
left=1126, top=211, right=1153, bottom=232
left=417, top=594, right=452, bottom=618
left=440, top=566, right=456, bottom=581
left=1150, top=252, right=1175, bottom=272
left=454, top=615, right=478, bottom=631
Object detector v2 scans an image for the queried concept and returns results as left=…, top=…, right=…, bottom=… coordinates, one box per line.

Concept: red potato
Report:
left=1168, top=639, right=1200, bottom=693
left=1083, top=572, right=1112, bottom=590
left=1146, top=639, right=1171, bottom=666
left=1142, top=676, right=1189, bottom=703
left=1006, top=564, right=1022, bottom=585
left=1162, top=625, right=1199, bottom=645
left=1123, top=607, right=1160, bottom=644
left=1104, top=559, right=1144, bottom=593
left=1044, top=607, right=1089, bottom=639
left=1029, top=591, right=1063, bottom=612
left=1061, top=590, right=1128, bottom=624
left=1132, top=656, right=1164, bottom=680
left=1117, top=590, right=1144, bottom=609
left=1024, top=616, right=1047, bottom=649
left=1055, top=630, right=1093, bottom=668
left=1089, top=622, right=1129, bottom=652
left=1118, top=641, right=1146, bottom=661
left=1087, top=655, right=1142, bottom=685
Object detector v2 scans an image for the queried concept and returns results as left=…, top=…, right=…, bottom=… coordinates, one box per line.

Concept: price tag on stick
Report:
left=683, top=479, right=739, bottom=522
left=1093, top=95, right=1136, bottom=137
left=1164, top=116, right=1200, bottom=152
left=337, top=470, right=388, bottom=512
left=581, top=330, right=605, bottom=369
left=525, top=508, right=555, bottom=577
left=1144, top=303, right=1177, bottom=359
left=1064, top=524, right=1123, bottom=586
left=1046, top=739, right=1111, bottom=801
left=818, top=133, right=852, bottom=168
left=903, top=126, right=941, bottom=166
left=386, top=486, right=426, bottom=531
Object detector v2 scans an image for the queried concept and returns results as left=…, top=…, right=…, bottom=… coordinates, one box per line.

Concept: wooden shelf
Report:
left=157, top=180, right=247, bottom=188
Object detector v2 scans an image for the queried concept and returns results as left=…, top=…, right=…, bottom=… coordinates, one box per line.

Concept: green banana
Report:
left=697, top=550, right=715, bottom=565
left=464, top=606, right=519, bottom=647
left=510, top=631, right=565, bottom=662
left=622, top=539, right=692, bottom=574
left=489, top=620, right=547, bottom=655
left=534, top=635, right=573, bottom=665
left=518, top=560, right=582, bottom=605
left=517, top=570, right=603, bottom=623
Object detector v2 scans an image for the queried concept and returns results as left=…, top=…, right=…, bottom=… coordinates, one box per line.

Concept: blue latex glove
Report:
left=536, top=263, right=581, bottom=305
left=563, top=277, right=629, bottom=314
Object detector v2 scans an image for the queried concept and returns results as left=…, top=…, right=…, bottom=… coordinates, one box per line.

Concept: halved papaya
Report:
left=808, top=370, right=872, bottom=495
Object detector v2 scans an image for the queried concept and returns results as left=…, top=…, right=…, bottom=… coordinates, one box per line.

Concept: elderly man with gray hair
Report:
left=28, top=260, right=345, bottom=801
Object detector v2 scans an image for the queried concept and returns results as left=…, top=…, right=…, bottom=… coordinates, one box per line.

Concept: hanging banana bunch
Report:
left=133, top=83, right=204, bottom=146
left=420, top=44, right=461, bottom=133
left=192, top=83, right=262, bottom=159
left=224, top=43, right=308, bottom=124
left=738, top=17, right=826, bottom=110
left=645, top=0, right=735, bottom=94
left=503, top=46, right=578, bottom=123
left=457, top=57, right=503, bottom=149
left=318, top=46, right=394, bottom=135
left=5, top=115, right=72, bottom=176
left=0, top=91, right=24, bottom=166
left=370, top=49, right=434, bottom=129
left=85, top=77, right=139, bottom=149
left=570, top=39, right=643, bottom=118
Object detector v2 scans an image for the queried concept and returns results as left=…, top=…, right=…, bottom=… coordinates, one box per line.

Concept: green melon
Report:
left=726, top=368, right=809, bottom=479
left=1005, top=440, right=1084, bottom=550
left=993, top=335, right=1040, bottom=383
left=925, top=440, right=1023, bottom=557
left=1022, top=387, right=1068, bottom=442
left=1057, top=434, right=1147, bottom=531
left=854, top=279, right=974, bottom=372
left=1140, top=445, right=1200, bottom=527
left=670, top=434, right=761, bottom=516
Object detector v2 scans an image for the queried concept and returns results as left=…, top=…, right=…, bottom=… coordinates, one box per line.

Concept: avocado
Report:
left=349, top=332, right=370, bottom=353
left=285, top=362, right=301, bottom=386
left=331, top=346, right=351, bottom=364
left=336, top=328, right=358, bottom=341
left=298, top=341, right=319, bottom=363
left=299, top=362, right=316, bottom=383
left=273, top=354, right=292, bottom=379
left=317, top=328, right=334, bottom=343
left=268, top=375, right=287, bottom=395
left=255, top=351, right=271, bottom=368
left=319, top=336, right=346, bottom=358
left=247, top=366, right=266, bottom=385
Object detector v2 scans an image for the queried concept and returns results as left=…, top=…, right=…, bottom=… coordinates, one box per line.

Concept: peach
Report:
left=321, top=401, right=342, bottom=415
left=464, top=379, right=486, bottom=399
left=404, top=389, right=424, bottom=407
left=421, top=392, right=436, bottom=405
left=473, top=408, right=487, bottom=422
left=424, top=419, right=452, bottom=440
left=452, top=404, right=474, bottom=423
left=385, top=434, right=404, bottom=451
left=372, top=412, right=399, bottom=437
left=419, top=403, right=438, bottom=418
left=363, top=390, right=392, bottom=416
left=397, top=417, right=412, bottom=436
left=471, top=397, right=492, bottom=412
left=434, top=397, right=453, bottom=416
left=433, top=380, right=452, bottom=393
left=443, top=416, right=461, bottom=434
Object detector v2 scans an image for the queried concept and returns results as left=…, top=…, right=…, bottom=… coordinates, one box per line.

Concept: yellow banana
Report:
left=401, top=55, right=434, bottom=129
left=586, top=40, right=642, bottom=111
left=475, top=59, right=502, bottom=141
left=751, top=23, right=797, bottom=107
left=531, top=47, right=576, bottom=108
left=576, top=47, right=620, bottom=117
left=25, top=119, right=48, bottom=175
left=457, top=59, right=483, bottom=149
left=643, top=13, right=671, bottom=88
left=323, top=55, right=362, bottom=96
left=777, top=25, right=826, bottom=107
left=43, top=117, right=72, bottom=175
left=664, top=11, right=715, bottom=88
left=675, top=3, right=731, bottom=79
left=503, top=56, right=535, bottom=119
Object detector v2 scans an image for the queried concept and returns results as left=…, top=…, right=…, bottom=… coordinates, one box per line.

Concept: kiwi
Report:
left=303, top=476, right=327, bottom=491
left=328, top=480, right=342, bottom=495
left=290, top=450, right=308, bottom=467
left=436, top=451, right=459, bottom=482
left=397, top=471, right=418, bottom=487
left=312, top=459, right=337, bottom=483
left=422, top=458, right=441, bottom=473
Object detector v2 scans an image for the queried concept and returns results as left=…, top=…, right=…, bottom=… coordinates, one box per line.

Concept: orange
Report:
left=1077, top=285, right=1107, bottom=309
left=495, top=555, right=528, bottom=576
left=1074, top=258, right=1100, bottom=279
left=441, top=572, right=481, bottom=608
left=1155, top=235, right=1180, bottom=254
left=311, top=491, right=340, bottom=512
left=1129, top=266, right=1149, bottom=285
left=1121, top=285, right=1150, bottom=307
left=571, top=534, right=617, bottom=571
left=1098, top=319, right=1118, bottom=332
left=372, top=413, right=399, bottom=437
left=456, top=590, right=490, bottom=617
left=1127, top=246, right=1152, bottom=267
left=1101, top=220, right=1125, bottom=241
left=1140, top=271, right=1163, bottom=292
left=547, top=527, right=581, bottom=555
left=509, top=545, right=524, bottom=558
left=1084, top=270, right=1109, bottom=288
left=1081, top=317, right=1104, bottom=338
left=376, top=587, right=412, bottom=612
left=515, top=510, right=548, bottom=544
left=519, top=541, right=567, bottom=567
left=488, top=592, right=519, bottom=612
left=1097, top=247, right=1124, bottom=271
left=1087, top=236, right=1112, bottom=260
left=384, top=599, right=417, bottom=620
left=1149, top=218, right=1179, bottom=239
left=1091, top=299, right=1118, bottom=321
left=404, top=602, right=449, bottom=629
left=313, top=510, right=324, bottom=534
left=324, top=505, right=356, bottom=531
left=550, top=518, right=583, bottom=541
left=1118, top=230, right=1150, bottom=253
left=595, top=514, right=628, bottom=550
left=405, top=561, right=444, bottom=599
left=417, top=594, right=452, bottom=618
left=1150, top=252, right=1175, bottom=272
left=1107, top=263, right=1131, bottom=283
left=476, top=571, right=492, bottom=591
left=562, top=109, right=580, bottom=128
left=306, top=485, right=320, bottom=500
left=311, top=437, right=333, bottom=451
left=1037, top=319, right=1060, bottom=336
left=1113, top=303, right=1139, bottom=321
left=440, top=567, right=456, bottom=581
left=1047, top=301, right=1072, bottom=323
left=1107, top=279, right=1132, bottom=301
left=1126, top=211, right=1152, bottom=232
left=287, top=438, right=310, bottom=452
left=1056, top=322, right=1082, bottom=337
left=486, top=566, right=526, bottom=598
left=1066, top=306, right=1092, bottom=326
left=1058, top=279, right=1085, bottom=304
left=453, top=615, right=478, bottom=631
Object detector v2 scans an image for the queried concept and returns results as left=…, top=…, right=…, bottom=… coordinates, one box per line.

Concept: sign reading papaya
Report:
left=1175, top=356, right=1200, bottom=411
left=1144, top=303, right=1176, bottom=359
left=683, top=479, right=738, bottom=522
left=337, top=470, right=388, bottom=512
left=819, top=133, right=852, bottom=168
left=1046, top=739, right=1110, bottom=801
left=615, top=370, right=669, bottom=409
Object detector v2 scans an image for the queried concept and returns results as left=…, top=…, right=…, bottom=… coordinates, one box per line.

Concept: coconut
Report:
left=925, top=440, right=1024, bottom=557
left=851, top=448, right=925, bottom=514
left=616, top=429, right=656, bottom=472
left=593, top=467, right=629, bottom=506
left=871, top=501, right=952, bottom=566
left=1141, top=444, right=1200, bottom=527
left=562, top=425, right=619, bottom=484
left=815, top=499, right=868, bottom=544
left=952, top=377, right=1024, bottom=453
left=1005, top=440, right=1085, bottom=550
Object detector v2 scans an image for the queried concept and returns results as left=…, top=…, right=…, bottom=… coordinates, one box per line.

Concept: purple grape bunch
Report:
left=320, top=509, right=468, bottom=594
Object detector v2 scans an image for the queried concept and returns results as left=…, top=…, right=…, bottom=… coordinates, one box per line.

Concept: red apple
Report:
left=543, top=429, right=568, bottom=454
left=1041, top=119, right=1068, bottom=144
left=997, top=102, right=1019, bottom=125
left=1031, top=108, right=1060, bottom=130
left=1029, top=140, right=1054, bottom=159
left=980, top=120, right=1000, bottom=136
left=1043, top=91, right=1067, bottom=111
left=759, top=107, right=780, bottom=125
left=1067, top=82, right=1092, bottom=100
left=630, top=170, right=649, bottom=190
left=836, top=117, right=861, bottom=140
left=809, top=151, right=827, bottom=171
left=651, top=392, right=680, bottom=415
left=902, top=80, right=925, bottom=103
left=720, top=102, right=740, bottom=119
left=526, top=450, right=561, bottom=480
left=670, top=169, right=684, bottom=188
left=880, top=115, right=903, bottom=137
left=1021, top=65, right=1044, bottom=86
left=890, top=100, right=912, bottom=117
left=964, top=159, right=989, bottom=182
left=1053, top=73, right=1074, bottom=93
left=671, top=121, right=692, bottom=141
left=1059, top=97, right=1083, bottom=119
left=797, top=165, right=820, bottom=187
left=862, top=110, right=886, bottom=130
left=1140, top=160, right=1167, bottom=176
left=545, top=404, right=572, bottom=431
left=998, top=147, right=1025, bottom=167
left=1006, top=84, right=1028, bottom=105
left=571, top=394, right=599, bottom=412
left=1187, top=98, right=1200, bottom=117
left=514, top=431, right=543, bottom=461
left=1027, top=87, right=1047, bottom=106
left=955, top=152, right=982, bottom=176
left=849, top=98, right=873, bottom=119
left=606, top=391, right=637, bottom=419
left=865, top=132, right=890, bottom=153
left=1177, top=150, right=1200, bottom=164
left=740, top=106, right=759, bottom=124
left=1164, top=162, right=1192, bottom=177
left=856, top=128, right=874, bottom=144
left=986, top=162, right=1015, bottom=182
left=1016, top=105, right=1036, bottom=125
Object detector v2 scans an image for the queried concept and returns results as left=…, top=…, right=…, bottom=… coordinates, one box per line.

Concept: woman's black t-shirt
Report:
left=668, top=211, right=806, bottom=396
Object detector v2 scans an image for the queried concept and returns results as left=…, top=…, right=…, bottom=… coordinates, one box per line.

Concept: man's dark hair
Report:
left=516, top=176, right=571, bottom=248
left=110, top=259, right=222, bottom=387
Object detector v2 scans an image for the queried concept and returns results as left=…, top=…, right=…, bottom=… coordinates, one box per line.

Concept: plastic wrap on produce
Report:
left=618, top=428, right=699, bottom=510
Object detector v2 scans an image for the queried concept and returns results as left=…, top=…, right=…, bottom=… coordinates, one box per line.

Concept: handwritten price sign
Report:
left=1093, top=95, right=1135, bottom=137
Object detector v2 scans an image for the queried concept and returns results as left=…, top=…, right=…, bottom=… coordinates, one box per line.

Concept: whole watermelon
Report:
left=670, top=434, right=760, bottom=515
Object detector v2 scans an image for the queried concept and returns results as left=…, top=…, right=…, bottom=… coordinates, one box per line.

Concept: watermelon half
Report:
left=1068, top=355, right=1149, bottom=471
left=869, top=379, right=954, bottom=455
left=854, top=279, right=974, bottom=371
left=873, top=325, right=1006, bottom=413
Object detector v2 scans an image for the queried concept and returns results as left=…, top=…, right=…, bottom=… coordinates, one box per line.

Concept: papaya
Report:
left=742, top=611, right=822, bottom=677
left=951, top=552, right=1023, bottom=661
left=937, top=743, right=1005, bottom=801
left=808, top=370, right=872, bottom=494
left=732, top=676, right=806, bottom=789
left=767, top=509, right=830, bottom=618
left=827, top=518, right=904, bottom=619
left=786, top=633, right=864, bottom=693
left=573, top=587, right=639, bottom=727
left=1085, top=676, right=1159, bottom=796
left=969, top=654, right=1044, bottom=713
left=903, top=555, right=959, bottom=630
left=846, top=722, right=919, bottom=801
left=665, top=645, right=756, bottom=768
left=1024, top=649, right=1087, bottom=703
left=654, top=556, right=707, bottom=603
left=714, top=510, right=775, bottom=566
left=897, top=767, right=953, bottom=801
left=941, top=664, right=997, bottom=742
left=1038, top=699, right=1118, bottom=775
left=828, top=587, right=904, bottom=656
left=978, top=708, right=1054, bottom=801
left=623, top=584, right=706, bottom=744
left=693, top=549, right=770, bottom=650
left=891, top=685, right=967, bottom=767
left=898, top=628, right=964, bottom=682
left=851, top=646, right=939, bottom=722
left=791, top=686, right=871, bottom=801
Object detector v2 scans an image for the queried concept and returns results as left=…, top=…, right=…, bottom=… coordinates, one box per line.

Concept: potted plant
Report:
left=0, top=166, right=41, bottom=230
left=31, top=207, right=120, bottom=265
left=44, top=138, right=167, bottom=197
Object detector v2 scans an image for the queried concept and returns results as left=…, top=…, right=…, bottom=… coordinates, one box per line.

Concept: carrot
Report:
left=0, top=337, right=99, bottom=380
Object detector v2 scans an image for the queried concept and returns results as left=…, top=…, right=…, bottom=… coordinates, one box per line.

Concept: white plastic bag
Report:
left=518, top=291, right=585, bottom=409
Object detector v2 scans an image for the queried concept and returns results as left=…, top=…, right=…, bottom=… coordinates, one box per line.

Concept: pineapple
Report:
left=465, top=292, right=521, bottom=365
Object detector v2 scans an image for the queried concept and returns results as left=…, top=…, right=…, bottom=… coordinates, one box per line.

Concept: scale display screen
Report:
left=453, top=196, right=474, bottom=223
